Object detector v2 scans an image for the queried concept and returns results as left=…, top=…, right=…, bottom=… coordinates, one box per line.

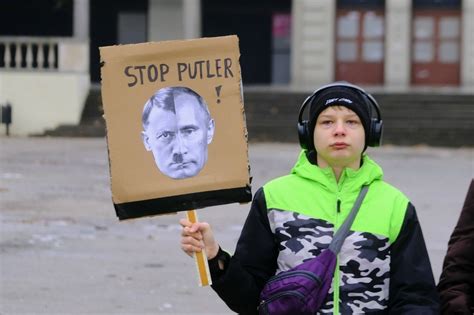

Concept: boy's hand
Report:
left=179, top=218, right=219, bottom=260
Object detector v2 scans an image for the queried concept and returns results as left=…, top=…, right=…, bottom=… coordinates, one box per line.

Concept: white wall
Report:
left=58, top=42, right=89, bottom=72
left=385, top=0, right=411, bottom=87
left=148, top=0, right=184, bottom=41
left=0, top=72, right=89, bottom=136
left=291, top=0, right=336, bottom=88
left=462, top=0, right=474, bottom=88
left=73, top=0, right=89, bottom=40
left=183, top=0, right=201, bottom=39
left=148, top=0, right=200, bottom=42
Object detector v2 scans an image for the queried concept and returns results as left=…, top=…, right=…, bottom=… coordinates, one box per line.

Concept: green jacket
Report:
left=264, top=151, right=408, bottom=313
left=210, top=151, right=439, bottom=314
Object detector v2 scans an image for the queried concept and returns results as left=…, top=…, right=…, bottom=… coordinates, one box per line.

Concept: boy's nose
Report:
left=333, top=121, right=347, bottom=136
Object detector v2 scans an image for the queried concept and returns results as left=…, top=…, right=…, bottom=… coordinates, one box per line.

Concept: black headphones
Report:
left=297, top=82, right=383, bottom=150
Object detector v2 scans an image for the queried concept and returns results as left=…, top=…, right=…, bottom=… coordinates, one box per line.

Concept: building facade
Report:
left=147, top=0, right=474, bottom=89
left=0, top=0, right=473, bottom=136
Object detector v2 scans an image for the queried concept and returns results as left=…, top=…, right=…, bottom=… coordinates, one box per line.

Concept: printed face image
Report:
left=142, top=87, right=215, bottom=179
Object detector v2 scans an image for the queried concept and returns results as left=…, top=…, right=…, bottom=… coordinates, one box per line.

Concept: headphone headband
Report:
left=297, top=82, right=383, bottom=150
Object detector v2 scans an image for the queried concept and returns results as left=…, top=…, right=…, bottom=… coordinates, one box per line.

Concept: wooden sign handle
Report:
left=186, top=210, right=212, bottom=287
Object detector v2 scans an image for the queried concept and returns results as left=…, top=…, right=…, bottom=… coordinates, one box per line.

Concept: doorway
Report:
left=335, top=6, right=385, bottom=85
left=411, top=9, right=461, bottom=85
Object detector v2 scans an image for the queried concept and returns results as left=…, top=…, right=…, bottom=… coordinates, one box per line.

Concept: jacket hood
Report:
left=291, top=150, right=383, bottom=192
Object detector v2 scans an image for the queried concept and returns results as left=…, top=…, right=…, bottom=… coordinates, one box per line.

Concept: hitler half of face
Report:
left=141, top=88, right=215, bottom=180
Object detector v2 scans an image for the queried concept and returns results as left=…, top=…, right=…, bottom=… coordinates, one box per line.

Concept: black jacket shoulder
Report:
left=210, top=188, right=278, bottom=314
left=389, top=202, right=440, bottom=314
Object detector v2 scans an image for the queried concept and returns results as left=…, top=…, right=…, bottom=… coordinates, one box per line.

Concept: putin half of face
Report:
left=142, top=88, right=215, bottom=179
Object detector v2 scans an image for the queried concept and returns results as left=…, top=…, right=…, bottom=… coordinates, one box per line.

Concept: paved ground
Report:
left=0, top=137, right=473, bottom=315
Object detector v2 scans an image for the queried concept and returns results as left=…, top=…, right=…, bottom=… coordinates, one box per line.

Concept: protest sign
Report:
left=100, top=36, right=252, bottom=221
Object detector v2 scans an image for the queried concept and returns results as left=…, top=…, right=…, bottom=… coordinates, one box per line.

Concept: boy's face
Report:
left=313, top=106, right=365, bottom=169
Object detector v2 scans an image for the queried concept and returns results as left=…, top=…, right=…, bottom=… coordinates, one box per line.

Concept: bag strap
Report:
left=328, top=185, right=369, bottom=254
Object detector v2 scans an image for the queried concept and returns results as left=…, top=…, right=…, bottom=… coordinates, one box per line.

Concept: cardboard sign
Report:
left=100, top=35, right=252, bottom=220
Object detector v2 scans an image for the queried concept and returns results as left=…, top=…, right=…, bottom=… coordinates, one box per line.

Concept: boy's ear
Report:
left=141, top=131, right=152, bottom=151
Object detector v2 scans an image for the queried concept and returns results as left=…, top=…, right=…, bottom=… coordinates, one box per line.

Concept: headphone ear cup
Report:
left=298, top=120, right=309, bottom=150
left=368, top=118, right=383, bottom=147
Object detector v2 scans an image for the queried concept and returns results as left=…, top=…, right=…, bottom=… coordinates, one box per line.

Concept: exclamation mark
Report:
left=215, top=85, right=222, bottom=104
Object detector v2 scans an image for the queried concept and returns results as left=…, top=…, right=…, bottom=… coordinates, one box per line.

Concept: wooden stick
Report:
left=186, top=209, right=212, bottom=287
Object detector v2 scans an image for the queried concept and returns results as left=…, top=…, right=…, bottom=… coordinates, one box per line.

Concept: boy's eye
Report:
left=347, top=120, right=359, bottom=125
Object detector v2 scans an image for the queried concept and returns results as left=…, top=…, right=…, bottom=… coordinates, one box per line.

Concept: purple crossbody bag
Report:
left=258, top=186, right=369, bottom=315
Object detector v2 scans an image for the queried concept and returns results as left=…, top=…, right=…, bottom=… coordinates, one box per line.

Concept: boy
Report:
left=180, top=82, right=440, bottom=314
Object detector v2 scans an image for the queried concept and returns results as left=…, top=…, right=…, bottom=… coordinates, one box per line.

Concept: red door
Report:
left=411, top=10, right=461, bottom=85
left=335, top=9, right=385, bottom=84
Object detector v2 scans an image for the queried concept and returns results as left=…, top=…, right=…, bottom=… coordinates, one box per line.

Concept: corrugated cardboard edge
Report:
left=98, top=56, right=116, bottom=214
left=115, top=186, right=252, bottom=220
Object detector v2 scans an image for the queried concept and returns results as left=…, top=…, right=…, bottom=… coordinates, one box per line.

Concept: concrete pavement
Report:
left=0, top=137, right=473, bottom=314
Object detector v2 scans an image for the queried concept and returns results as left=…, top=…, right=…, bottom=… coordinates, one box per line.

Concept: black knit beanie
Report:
left=308, top=86, right=372, bottom=150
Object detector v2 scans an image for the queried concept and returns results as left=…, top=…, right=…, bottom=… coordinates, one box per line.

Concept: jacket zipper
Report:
left=334, top=191, right=342, bottom=314
left=332, top=170, right=345, bottom=314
